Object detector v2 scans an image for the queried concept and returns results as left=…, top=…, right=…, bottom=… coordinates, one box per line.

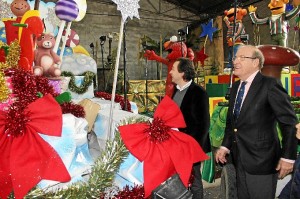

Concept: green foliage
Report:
left=24, top=116, right=149, bottom=198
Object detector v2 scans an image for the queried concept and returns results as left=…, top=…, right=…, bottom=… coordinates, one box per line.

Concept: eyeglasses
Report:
left=232, top=56, right=257, bottom=62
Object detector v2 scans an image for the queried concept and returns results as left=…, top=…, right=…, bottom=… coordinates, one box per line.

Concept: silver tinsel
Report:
left=0, top=1, right=14, bottom=19
left=112, top=0, right=140, bottom=22
left=103, top=185, right=120, bottom=199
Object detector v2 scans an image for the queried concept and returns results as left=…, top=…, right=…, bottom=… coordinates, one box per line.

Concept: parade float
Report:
left=1, top=0, right=300, bottom=198
left=0, top=0, right=212, bottom=198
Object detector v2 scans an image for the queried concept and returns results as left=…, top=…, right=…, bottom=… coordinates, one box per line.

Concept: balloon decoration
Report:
left=54, top=0, right=79, bottom=61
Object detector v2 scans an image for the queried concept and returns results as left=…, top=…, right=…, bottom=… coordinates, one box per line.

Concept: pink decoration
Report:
left=48, top=78, right=62, bottom=94
left=62, top=29, right=80, bottom=47
left=0, top=77, right=15, bottom=112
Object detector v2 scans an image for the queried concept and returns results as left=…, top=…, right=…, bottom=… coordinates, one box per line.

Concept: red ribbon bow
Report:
left=119, top=96, right=209, bottom=197
left=0, top=94, right=71, bottom=199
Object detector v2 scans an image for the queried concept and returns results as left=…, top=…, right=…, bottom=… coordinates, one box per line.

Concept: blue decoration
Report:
left=286, top=3, right=294, bottom=12
left=199, top=19, right=218, bottom=42
left=57, top=46, right=74, bottom=56
left=0, top=27, right=7, bottom=43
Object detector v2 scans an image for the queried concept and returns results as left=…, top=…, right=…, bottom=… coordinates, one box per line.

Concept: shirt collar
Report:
left=244, top=70, right=259, bottom=84
left=176, top=80, right=192, bottom=91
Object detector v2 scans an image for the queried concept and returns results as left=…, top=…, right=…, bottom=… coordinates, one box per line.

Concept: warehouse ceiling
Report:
left=93, top=0, right=264, bottom=24
left=90, top=0, right=265, bottom=29
left=164, top=0, right=264, bottom=23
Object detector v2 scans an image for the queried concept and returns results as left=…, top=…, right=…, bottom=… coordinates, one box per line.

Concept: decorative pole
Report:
left=225, top=0, right=238, bottom=100
left=108, top=0, right=140, bottom=139
left=34, top=0, right=40, bottom=10
left=54, top=0, right=79, bottom=58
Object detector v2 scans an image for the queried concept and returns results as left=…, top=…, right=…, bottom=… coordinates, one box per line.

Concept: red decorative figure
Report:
left=2, top=0, right=44, bottom=72
left=144, top=36, right=194, bottom=97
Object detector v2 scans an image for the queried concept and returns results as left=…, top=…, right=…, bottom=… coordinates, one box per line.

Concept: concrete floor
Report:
left=202, top=175, right=292, bottom=199
left=203, top=178, right=221, bottom=199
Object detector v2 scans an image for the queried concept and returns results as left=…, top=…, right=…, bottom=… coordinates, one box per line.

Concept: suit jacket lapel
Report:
left=180, top=82, right=194, bottom=110
left=238, top=73, right=263, bottom=120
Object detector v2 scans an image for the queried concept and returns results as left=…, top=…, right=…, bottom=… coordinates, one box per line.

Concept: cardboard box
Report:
left=78, top=99, right=101, bottom=132
left=291, top=74, right=300, bottom=96
left=205, top=75, right=218, bottom=84
left=218, top=75, right=239, bottom=84
left=281, top=73, right=291, bottom=96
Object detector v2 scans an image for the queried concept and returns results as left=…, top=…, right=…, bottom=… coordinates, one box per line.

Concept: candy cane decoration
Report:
left=54, top=0, right=79, bottom=62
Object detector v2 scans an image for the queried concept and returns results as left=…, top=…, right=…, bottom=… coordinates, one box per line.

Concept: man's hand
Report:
left=276, top=159, right=294, bottom=179
left=215, top=148, right=228, bottom=164
left=248, top=5, right=257, bottom=13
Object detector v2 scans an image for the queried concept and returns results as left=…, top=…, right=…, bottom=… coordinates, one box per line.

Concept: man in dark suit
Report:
left=170, top=57, right=211, bottom=199
left=215, top=45, right=298, bottom=199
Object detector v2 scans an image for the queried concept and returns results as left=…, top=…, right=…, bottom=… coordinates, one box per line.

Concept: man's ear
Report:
left=180, top=72, right=185, bottom=78
left=253, top=58, right=260, bottom=69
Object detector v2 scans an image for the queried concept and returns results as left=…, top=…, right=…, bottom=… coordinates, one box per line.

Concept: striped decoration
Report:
left=55, top=0, right=79, bottom=22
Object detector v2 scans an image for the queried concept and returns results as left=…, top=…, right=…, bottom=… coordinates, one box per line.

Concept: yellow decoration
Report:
left=72, top=45, right=90, bottom=56
left=127, top=93, right=164, bottom=113
left=204, top=75, right=218, bottom=84
left=0, top=73, right=9, bottom=102
left=127, top=80, right=166, bottom=112
left=0, top=40, right=21, bottom=102
left=18, top=10, right=40, bottom=41
left=128, top=80, right=146, bottom=94
left=209, top=97, right=227, bottom=116
left=147, top=80, right=165, bottom=93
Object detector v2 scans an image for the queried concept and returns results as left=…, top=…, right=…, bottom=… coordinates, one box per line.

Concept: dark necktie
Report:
left=233, top=81, right=247, bottom=119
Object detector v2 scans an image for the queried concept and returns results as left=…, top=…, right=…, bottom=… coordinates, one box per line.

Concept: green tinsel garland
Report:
left=24, top=116, right=148, bottom=198
left=61, top=71, right=95, bottom=94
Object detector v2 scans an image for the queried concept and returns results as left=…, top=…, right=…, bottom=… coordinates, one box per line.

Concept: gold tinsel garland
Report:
left=0, top=40, right=20, bottom=102
left=25, top=116, right=148, bottom=198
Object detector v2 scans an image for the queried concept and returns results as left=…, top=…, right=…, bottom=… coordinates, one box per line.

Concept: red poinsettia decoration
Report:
left=0, top=94, right=71, bottom=199
left=119, top=96, right=209, bottom=197
left=95, top=91, right=132, bottom=112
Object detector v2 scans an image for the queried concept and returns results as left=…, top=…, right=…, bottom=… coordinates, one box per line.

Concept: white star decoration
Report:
left=112, top=0, right=140, bottom=22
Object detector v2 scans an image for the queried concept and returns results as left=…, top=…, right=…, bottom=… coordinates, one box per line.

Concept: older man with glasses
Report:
left=215, top=45, right=298, bottom=199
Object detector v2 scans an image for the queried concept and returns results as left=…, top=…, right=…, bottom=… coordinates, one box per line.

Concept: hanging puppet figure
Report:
left=249, top=0, right=300, bottom=47
left=2, top=0, right=44, bottom=71
left=144, top=36, right=194, bottom=97
left=224, top=7, right=248, bottom=69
